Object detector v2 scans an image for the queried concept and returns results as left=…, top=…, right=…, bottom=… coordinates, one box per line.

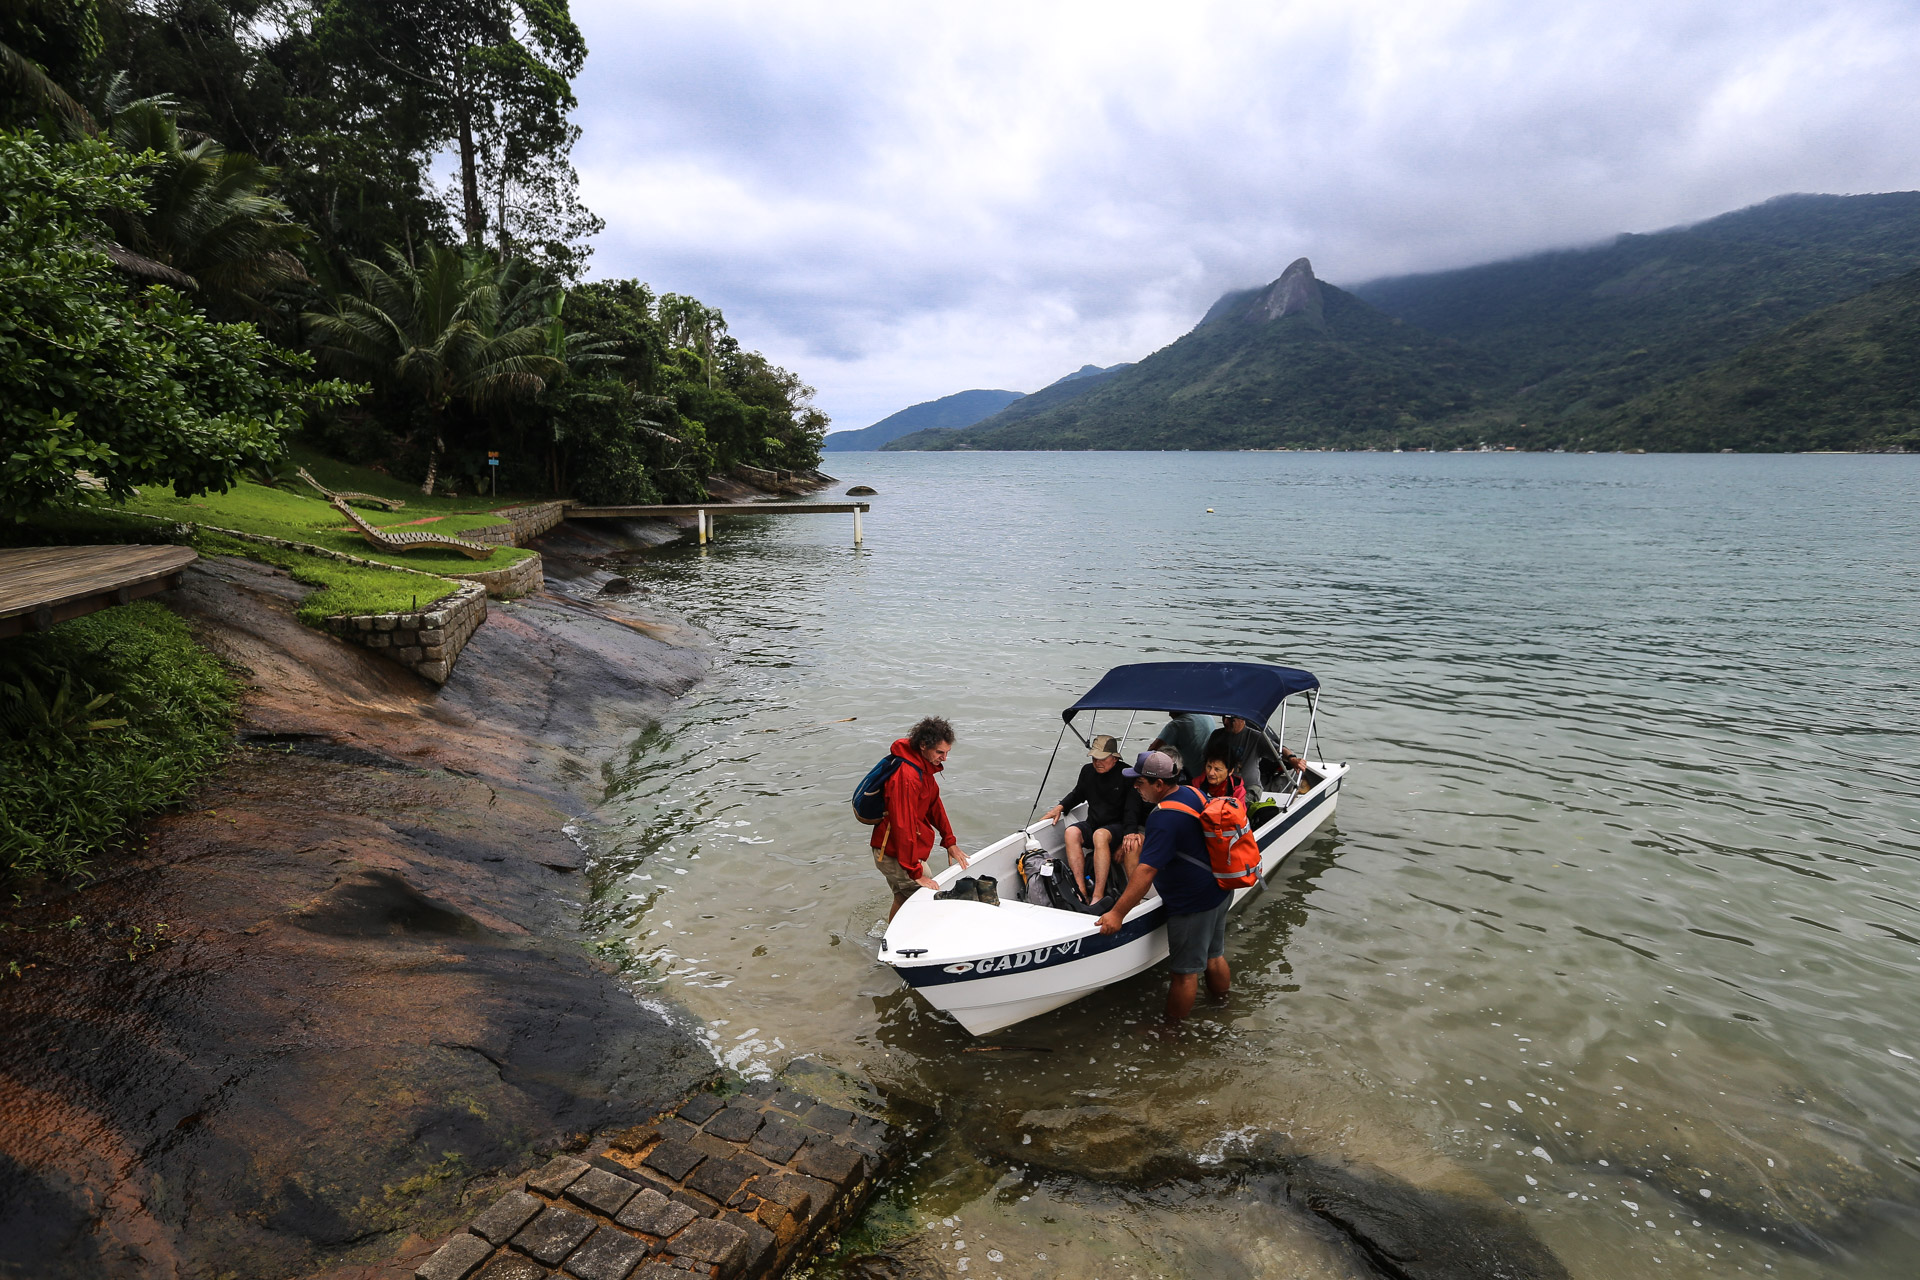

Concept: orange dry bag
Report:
left=1156, top=791, right=1262, bottom=889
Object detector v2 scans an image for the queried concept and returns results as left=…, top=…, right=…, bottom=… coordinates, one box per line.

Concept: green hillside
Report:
left=1353, top=192, right=1920, bottom=422
left=1586, top=268, right=1920, bottom=452
left=903, top=260, right=1505, bottom=451
left=885, top=363, right=1130, bottom=450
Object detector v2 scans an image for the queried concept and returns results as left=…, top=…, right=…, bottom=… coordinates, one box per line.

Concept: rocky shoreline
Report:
left=0, top=510, right=799, bottom=1279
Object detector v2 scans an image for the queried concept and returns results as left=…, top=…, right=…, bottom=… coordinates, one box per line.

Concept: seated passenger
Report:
left=1195, top=750, right=1246, bottom=805
left=1114, top=746, right=1182, bottom=876
left=1149, top=712, right=1217, bottom=782
left=1203, top=715, right=1281, bottom=794
left=1041, top=734, right=1130, bottom=903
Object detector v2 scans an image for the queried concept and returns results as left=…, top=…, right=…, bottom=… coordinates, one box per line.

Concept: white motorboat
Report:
left=879, top=661, right=1348, bottom=1035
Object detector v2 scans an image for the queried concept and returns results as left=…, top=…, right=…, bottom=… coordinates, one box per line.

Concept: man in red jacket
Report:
left=872, top=716, right=970, bottom=920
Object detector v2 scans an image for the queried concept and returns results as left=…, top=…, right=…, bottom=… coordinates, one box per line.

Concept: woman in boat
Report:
left=870, top=717, right=970, bottom=921
left=1195, top=749, right=1246, bottom=805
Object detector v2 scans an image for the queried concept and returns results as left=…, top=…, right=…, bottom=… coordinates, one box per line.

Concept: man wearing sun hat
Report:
left=1041, top=733, right=1132, bottom=904
left=1097, top=749, right=1231, bottom=1022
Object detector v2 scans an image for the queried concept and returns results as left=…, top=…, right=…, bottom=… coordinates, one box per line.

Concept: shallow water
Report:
left=576, top=452, right=1920, bottom=1278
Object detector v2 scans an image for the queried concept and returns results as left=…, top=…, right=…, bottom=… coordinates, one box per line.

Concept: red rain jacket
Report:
left=869, top=738, right=955, bottom=879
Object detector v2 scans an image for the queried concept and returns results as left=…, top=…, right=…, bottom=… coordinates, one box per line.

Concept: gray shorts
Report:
left=1165, top=898, right=1230, bottom=974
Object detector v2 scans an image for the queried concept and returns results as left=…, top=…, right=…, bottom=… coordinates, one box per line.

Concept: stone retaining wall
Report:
left=467, top=501, right=570, bottom=546
left=319, top=582, right=488, bottom=685
left=413, top=1065, right=916, bottom=1280
left=450, top=552, right=543, bottom=600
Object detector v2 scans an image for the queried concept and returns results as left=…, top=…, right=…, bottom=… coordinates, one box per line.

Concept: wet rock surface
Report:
left=0, top=554, right=710, bottom=1279
left=946, top=1105, right=1571, bottom=1280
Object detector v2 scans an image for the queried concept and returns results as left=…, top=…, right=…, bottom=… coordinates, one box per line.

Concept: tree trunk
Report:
left=457, top=102, right=485, bottom=246
left=420, top=434, right=443, bottom=496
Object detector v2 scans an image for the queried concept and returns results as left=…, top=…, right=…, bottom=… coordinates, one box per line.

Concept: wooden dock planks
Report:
left=0, top=545, right=199, bottom=639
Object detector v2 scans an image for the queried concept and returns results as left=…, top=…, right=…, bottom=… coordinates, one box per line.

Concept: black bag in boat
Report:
left=1040, top=857, right=1120, bottom=915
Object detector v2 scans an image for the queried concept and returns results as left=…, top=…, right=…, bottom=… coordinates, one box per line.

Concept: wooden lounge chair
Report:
left=297, top=466, right=406, bottom=511
left=330, top=497, right=496, bottom=560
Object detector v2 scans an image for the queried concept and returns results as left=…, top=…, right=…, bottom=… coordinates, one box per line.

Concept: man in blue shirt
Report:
left=1095, top=750, right=1231, bottom=1022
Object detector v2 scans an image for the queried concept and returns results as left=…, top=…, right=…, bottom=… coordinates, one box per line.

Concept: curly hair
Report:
left=908, top=716, right=955, bottom=753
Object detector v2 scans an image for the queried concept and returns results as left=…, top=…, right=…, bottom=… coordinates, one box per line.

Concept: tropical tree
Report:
left=658, top=293, right=727, bottom=387
left=304, top=244, right=563, bottom=492
left=313, top=0, right=596, bottom=269
left=1, top=0, right=100, bottom=132
left=95, top=87, right=309, bottom=317
left=0, top=129, right=353, bottom=519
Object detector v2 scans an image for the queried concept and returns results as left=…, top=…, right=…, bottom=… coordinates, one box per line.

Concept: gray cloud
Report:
left=568, top=0, right=1920, bottom=429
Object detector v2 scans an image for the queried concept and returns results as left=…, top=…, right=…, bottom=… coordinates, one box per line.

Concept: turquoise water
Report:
left=579, top=452, right=1920, bottom=1278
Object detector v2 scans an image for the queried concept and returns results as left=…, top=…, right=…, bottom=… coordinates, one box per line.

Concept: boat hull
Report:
left=883, top=764, right=1345, bottom=1035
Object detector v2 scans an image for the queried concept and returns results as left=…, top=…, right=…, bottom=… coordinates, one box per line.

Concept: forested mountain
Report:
left=1353, top=192, right=1920, bottom=424
left=1588, top=267, right=1920, bottom=452
left=884, top=362, right=1134, bottom=449
left=899, top=260, right=1502, bottom=451
left=894, top=194, right=1920, bottom=453
left=823, top=387, right=1022, bottom=450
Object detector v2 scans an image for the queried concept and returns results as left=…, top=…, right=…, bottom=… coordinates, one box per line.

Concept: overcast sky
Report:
left=569, top=0, right=1920, bottom=431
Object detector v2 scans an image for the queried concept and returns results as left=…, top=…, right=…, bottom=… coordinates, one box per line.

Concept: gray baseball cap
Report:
left=1124, top=749, right=1178, bottom=780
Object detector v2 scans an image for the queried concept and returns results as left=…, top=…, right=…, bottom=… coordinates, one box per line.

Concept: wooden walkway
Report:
left=0, top=545, right=198, bottom=639
left=565, top=501, right=871, bottom=545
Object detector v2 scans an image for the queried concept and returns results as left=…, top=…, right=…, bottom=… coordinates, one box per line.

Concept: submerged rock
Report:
left=846, top=485, right=877, bottom=496
left=600, top=575, right=637, bottom=595
left=969, top=1105, right=1570, bottom=1279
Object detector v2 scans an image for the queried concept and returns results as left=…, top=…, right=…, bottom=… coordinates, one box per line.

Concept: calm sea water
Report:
left=576, top=452, right=1920, bottom=1279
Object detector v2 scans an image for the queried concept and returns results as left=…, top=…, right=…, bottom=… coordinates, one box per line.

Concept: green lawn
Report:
left=5, top=504, right=464, bottom=623
left=122, top=478, right=537, bottom=579
left=284, top=442, right=541, bottom=513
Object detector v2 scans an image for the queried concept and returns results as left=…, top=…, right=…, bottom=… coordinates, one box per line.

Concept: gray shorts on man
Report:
left=1164, top=896, right=1230, bottom=974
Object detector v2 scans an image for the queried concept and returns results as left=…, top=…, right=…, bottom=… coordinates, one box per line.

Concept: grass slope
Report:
left=909, top=283, right=1503, bottom=450
left=1589, top=267, right=1920, bottom=451
left=122, top=475, right=534, bottom=580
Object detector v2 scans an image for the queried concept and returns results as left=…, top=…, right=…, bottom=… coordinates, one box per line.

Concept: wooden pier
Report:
left=0, top=544, right=199, bottom=639
left=564, top=501, right=871, bottom=546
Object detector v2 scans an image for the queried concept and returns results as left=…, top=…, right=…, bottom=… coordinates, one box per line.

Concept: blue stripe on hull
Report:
left=896, top=906, right=1167, bottom=988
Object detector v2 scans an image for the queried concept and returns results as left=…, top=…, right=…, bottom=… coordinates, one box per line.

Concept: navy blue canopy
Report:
left=1063, top=661, right=1318, bottom=729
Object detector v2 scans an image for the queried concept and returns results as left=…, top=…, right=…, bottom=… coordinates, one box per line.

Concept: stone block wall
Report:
left=413, top=1071, right=913, bottom=1280
left=466, top=502, right=569, bottom=546
left=451, top=552, right=543, bottom=600
left=320, top=582, right=488, bottom=685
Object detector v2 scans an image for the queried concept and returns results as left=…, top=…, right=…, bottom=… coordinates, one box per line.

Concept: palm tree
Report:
left=97, top=90, right=309, bottom=317
left=305, top=246, right=564, bottom=493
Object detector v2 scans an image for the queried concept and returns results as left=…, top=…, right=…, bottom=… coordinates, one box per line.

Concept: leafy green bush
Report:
left=0, top=603, right=238, bottom=885
left=0, top=128, right=356, bottom=520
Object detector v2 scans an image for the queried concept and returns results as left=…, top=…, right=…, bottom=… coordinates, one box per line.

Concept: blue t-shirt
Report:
left=1139, top=785, right=1230, bottom=916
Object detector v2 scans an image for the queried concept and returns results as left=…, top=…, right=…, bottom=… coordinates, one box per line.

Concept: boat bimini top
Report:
left=1062, top=660, right=1317, bottom=726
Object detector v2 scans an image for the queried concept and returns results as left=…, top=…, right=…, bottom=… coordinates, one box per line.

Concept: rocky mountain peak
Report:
left=1244, top=257, right=1321, bottom=322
